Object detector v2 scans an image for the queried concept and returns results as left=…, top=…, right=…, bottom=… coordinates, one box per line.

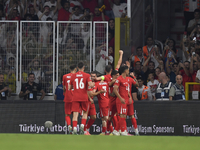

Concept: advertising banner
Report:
left=0, top=101, right=199, bottom=136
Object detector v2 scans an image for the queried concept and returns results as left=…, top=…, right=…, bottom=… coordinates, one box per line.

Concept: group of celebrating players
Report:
left=63, top=50, right=139, bottom=136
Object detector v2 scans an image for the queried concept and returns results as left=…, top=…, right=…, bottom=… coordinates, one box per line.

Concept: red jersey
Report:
left=57, top=8, right=71, bottom=21
left=63, top=73, right=73, bottom=102
left=192, top=70, right=197, bottom=82
left=109, top=85, right=117, bottom=105
left=127, top=77, right=137, bottom=104
left=114, top=75, right=129, bottom=104
left=94, top=81, right=109, bottom=108
left=70, top=71, right=91, bottom=102
left=180, top=69, right=192, bottom=88
left=103, top=74, right=112, bottom=84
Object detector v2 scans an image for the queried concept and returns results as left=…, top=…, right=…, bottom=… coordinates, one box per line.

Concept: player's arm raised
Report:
left=130, top=72, right=139, bottom=87
left=113, top=85, right=125, bottom=104
left=115, top=50, right=123, bottom=70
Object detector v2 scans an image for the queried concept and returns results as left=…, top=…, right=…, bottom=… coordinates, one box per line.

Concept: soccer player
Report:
left=63, top=65, right=77, bottom=134
left=107, top=70, right=120, bottom=135
left=69, top=62, right=94, bottom=134
left=113, top=65, right=130, bottom=136
left=127, top=72, right=139, bottom=135
left=85, top=71, right=106, bottom=135
left=93, top=78, right=110, bottom=135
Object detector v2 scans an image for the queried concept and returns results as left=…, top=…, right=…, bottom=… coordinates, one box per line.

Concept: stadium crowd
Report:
left=0, top=0, right=199, bottom=102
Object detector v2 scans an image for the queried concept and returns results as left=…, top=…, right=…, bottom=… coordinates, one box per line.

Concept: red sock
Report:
left=72, top=121, right=77, bottom=129
left=102, top=127, right=107, bottom=133
left=120, top=118, right=126, bottom=132
left=109, top=125, right=113, bottom=132
left=65, top=116, right=71, bottom=126
left=81, top=119, right=87, bottom=126
left=86, top=119, right=95, bottom=130
left=131, top=117, right=138, bottom=129
left=107, top=120, right=111, bottom=132
left=113, top=116, right=118, bottom=129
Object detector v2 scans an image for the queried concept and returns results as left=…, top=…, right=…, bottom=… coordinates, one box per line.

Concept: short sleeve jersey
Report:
left=114, top=75, right=129, bottom=104
left=94, top=81, right=109, bottom=108
left=127, top=77, right=137, bottom=104
left=63, top=73, right=73, bottom=102
left=70, top=71, right=91, bottom=102
left=21, top=82, right=42, bottom=100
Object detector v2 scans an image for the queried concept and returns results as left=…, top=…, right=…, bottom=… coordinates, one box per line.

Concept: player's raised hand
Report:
left=130, top=72, right=135, bottom=78
left=119, top=50, right=123, bottom=55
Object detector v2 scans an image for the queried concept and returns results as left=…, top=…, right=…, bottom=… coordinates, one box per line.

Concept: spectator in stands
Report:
left=44, top=62, right=53, bottom=93
left=103, top=0, right=115, bottom=19
left=54, top=76, right=64, bottom=100
left=190, top=55, right=199, bottom=82
left=3, top=66, right=16, bottom=93
left=108, top=0, right=126, bottom=18
left=187, top=9, right=200, bottom=33
left=81, top=0, right=98, bottom=14
left=92, top=6, right=109, bottom=21
left=24, top=4, right=39, bottom=20
left=166, top=61, right=179, bottom=84
left=108, top=19, right=115, bottom=36
left=69, top=0, right=84, bottom=13
left=34, top=0, right=57, bottom=21
left=142, top=53, right=156, bottom=84
left=155, top=67, right=161, bottom=80
left=57, top=0, right=71, bottom=21
left=147, top=72, right=159, bottom=100
left=44, top=0, right=57, bottom=8
left=28, top=60, right=44, bottom=84
left=143, top=36, right=154, bottom=57
left=137, top=75, right=152, bottom=101
left=130, top=61, right=145, bottom=81
left=106, top=46, right=114, bottom=67
left=19, top=73, right=45, bottom=100
left=129, top=46, right=147, bottom=67
left=183, top=0, right=200, bottom=31
left=0, top=73, right=11, bottom=100
left=131, top=81, right=139, bottom=101
left=162, top=38, right=177, bottom=61
left=169, top=75, right=185, bottom=101
left=80, top=23, right=90, bottom=53
left=155, top=72, right=173, bottom=101
left=178, top=61, right=191, bottom=88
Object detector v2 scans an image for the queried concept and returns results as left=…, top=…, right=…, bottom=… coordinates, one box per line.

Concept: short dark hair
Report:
left=109, top=18, right=115, bottom=22
left=28, top=73, right=35, bottom=77
left=172, top=62, right=178, bottom=67
left=119, top=65, right=128, bottom=74
left=0, top=73, right=3, bottom=76
left=90, top=71, right=97, bottom=75
left=70, top=64, right=76, bottom=71
left=111, top=70, right=118, bottom=76
left=78, top=62, right=84, bottom=69
left=137, top=75, right=143, bottom=81
left=136, top=46, right=142, bottom=50
left=61, top=0, right=70, bottom=8
left=156, top=67, right=161, bottom=71
left=184, top=61, right=190, bottom=64
left=105, top=65, right=112, bottom=73
left=149, top=61, right=155, bottom=66
left=194, top=9, right=200, bottom=13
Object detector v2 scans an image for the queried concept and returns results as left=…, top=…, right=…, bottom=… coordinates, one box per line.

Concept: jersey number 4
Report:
left=75, top=78, right=84, bottom=89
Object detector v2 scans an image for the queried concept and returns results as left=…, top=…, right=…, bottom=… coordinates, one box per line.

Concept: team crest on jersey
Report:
left=116, top=80, right=119, bottom=83
left=67, top=76, right=71, bottom=78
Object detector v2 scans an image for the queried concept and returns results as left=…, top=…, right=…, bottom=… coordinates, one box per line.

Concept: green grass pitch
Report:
left=0, top=134, right=199, bottom=150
